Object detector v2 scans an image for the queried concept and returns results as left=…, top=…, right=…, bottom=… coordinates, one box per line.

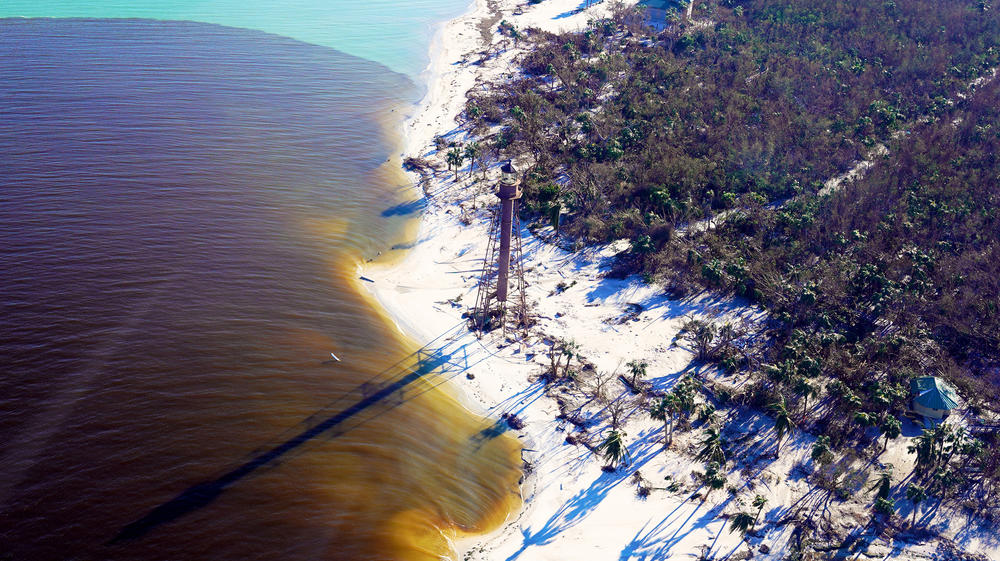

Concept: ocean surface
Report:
left=0, top=0, right=474, bottom=76
left=0, top=9, right=520, bottom=561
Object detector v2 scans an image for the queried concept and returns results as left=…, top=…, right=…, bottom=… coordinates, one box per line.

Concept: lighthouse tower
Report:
left=473, top=161, right=527, bottom=335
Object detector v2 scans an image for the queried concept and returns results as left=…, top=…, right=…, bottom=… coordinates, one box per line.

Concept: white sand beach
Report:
left=362, top=1, right=1000, bottom=560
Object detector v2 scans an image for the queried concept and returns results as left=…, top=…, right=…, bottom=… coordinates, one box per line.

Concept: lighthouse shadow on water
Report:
left=109, top=322, right=485, bottom=546
left=0, top=17, right=522, bottom=561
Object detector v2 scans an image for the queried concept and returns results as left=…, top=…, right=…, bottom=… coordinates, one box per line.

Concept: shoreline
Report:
left=361, top=1, right=747, bottom=558
left=401, top=0, right=478, bottom=159
left=362, top=1, right=1000, bottom=560
left=398, top=0, right=490, bottom=165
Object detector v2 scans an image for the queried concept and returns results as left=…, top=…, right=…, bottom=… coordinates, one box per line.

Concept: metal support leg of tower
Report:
left=473, top=209, right=501, bottom=335
left=473, top=203, right=527, bottom=338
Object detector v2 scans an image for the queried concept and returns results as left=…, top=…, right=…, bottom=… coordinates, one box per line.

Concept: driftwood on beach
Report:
left=402, top=156, right=442, bottom=173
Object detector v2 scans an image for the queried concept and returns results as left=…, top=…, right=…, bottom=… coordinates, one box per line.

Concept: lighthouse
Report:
left=495, top=161, right=521, bottom=303
left=472, top=161, right=527, bottom=335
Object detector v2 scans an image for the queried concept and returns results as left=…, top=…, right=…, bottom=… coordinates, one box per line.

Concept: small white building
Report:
left=910, top=376, right=961, bottom=419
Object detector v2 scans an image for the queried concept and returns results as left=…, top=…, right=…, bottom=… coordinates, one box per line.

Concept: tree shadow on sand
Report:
left=618, top=484, right=736, bottom=561
left=504, top=433, right=662, bottom=561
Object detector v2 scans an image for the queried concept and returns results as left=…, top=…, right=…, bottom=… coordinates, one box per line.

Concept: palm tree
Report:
left=874, top=497, right=895, bottom=516
left=627, top=359, right=648, bottom=387
left=751, top=494, right=768, bottom=528
left=942, top=426, right=966, bottom=467
left=683, top=319, right=717, bottom=361
left=880, top=415, right=902, bottom=453
left=908, top=426, right=946, bottom=471
left=649, top=395, right=678, bottom=450
left=811, top=435, right=833, bottom=466
left=908, top=429, right=934, bottom=470
left=464, top=142, right=480, bottom=178
left=932, top=424, right=952, bottom=466
left=697, top=403, right=717, bottom=426
left=768, top=397, right=795, bottom=457
left=696, top=426, right=726, bottom=464
left=869, top=464, right=894, bottom=501
left=445, top=147, right=464, bottom=181
left=728, top=512, right=755, bottom=537
left=702, top=461, right=726, bottom=497
left=793, top=377, right=817, bottom=417
left=673, top=376, right=698, bottom=425
left=558, top=338, right=580, bottom=378
left=764, top=360, right=795, bottom=385
left=597, top=429, right=630, bottom=469
left=853, top=411, right=875, bottom=431
left=905, top=484, right=927, bottom=527
left=547, top=338, right=579, bottom=380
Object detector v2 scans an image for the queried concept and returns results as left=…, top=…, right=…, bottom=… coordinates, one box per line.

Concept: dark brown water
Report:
left=0, top=19, right=521, bottom=560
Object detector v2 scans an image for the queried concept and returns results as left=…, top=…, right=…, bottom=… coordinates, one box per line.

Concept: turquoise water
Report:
left=0, top=0, right=472, bottom=76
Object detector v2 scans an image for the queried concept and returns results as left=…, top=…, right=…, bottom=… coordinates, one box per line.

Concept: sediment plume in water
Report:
left=0, top=19, right=521, bottom=561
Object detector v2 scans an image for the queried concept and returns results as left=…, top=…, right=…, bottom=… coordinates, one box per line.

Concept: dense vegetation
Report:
left=463, top=0, right=1000, bottom=519
left=470, top=0, right=1000, bottom=236
left=685, top=76, right=1000, bottom=513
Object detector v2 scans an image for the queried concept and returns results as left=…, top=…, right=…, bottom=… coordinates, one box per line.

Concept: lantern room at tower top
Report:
left=498, top=161, right=522, bottom=201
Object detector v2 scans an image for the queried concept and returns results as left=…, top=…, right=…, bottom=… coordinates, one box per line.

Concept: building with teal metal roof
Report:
left=911, top=376, right=962, bottom=419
